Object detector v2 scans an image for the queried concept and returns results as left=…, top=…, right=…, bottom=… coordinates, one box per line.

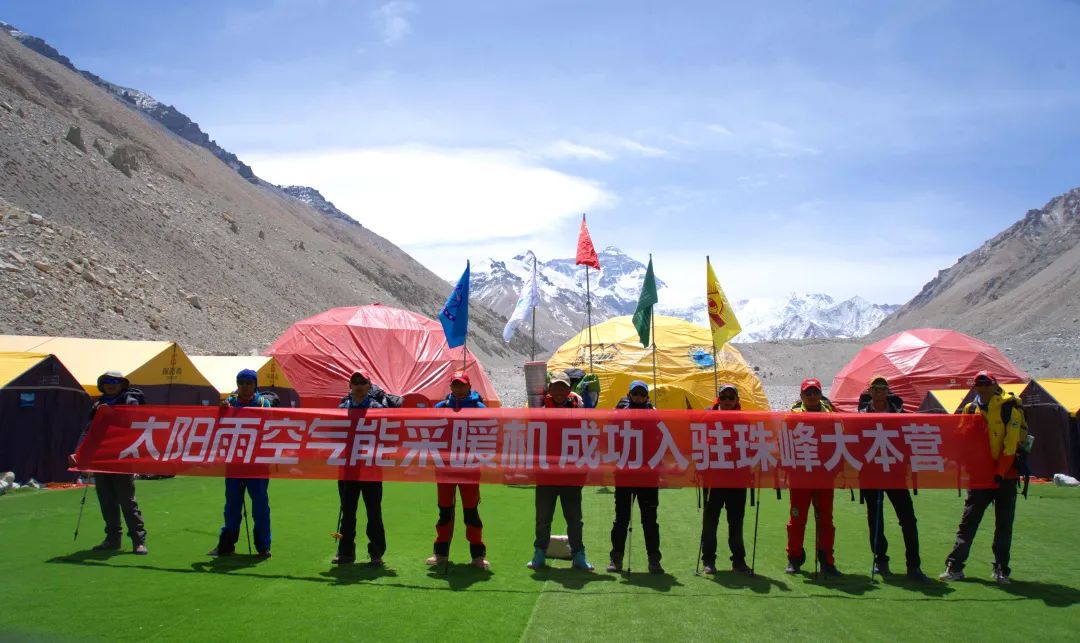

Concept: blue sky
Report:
left=5, top=1, right=1080, bottom=306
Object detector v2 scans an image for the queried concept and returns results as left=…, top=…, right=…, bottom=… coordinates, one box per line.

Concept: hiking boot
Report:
left=471, top=556, right=491, bottom=570
left=873, top=560, right=891, bottom=576
left=648, top=559, right=665, bottom=575
left=906, top=567, right=930, bottom=582
left=526, top=548, right=546, bottom=570
left=332, top=552, right=355, bottom=565
left=571, top=551, right=594, bottom=571
left=207, top=545, right=234, bottom=557
left=425, top=554, right=448, bottom=566
left=732, top=560, right=752, bottom=575
left=702, top=564, right=717, bottom=575
left=92, top=540, right=121, bottom=551
left=821, top=563, right=843, bottom=578
left=784, top=561, right=801, bottom=574
left=369, top=557, right=384, bottom=568
left=938, top=565, right=965, bottom=582
left=133, top=544, right=148, bottom=555
left=606, top=559, right=623, bottom=573
left=992, top=566, right=1011, bottom=585
left=256, top=550, right=272, bottom=559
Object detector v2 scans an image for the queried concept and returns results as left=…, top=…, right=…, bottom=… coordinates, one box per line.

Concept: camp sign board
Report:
left=73, top=407, right=996, bottom=489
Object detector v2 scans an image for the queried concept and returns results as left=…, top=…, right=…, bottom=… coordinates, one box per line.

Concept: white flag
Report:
left=503, top=251, right=539, bottom=342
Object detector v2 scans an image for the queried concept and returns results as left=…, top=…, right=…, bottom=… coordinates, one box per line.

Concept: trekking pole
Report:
left=751, top=485, right=761, bottom=576
left=813, top=495, right=820, bottom=578
left=333, top=507, right=343, bottom=541
left=694, top=488, right=706, bottom=576
left=73, top=480, right=90, bottom=541
left=242, top=491, right=252, bottom=555
left=626, top=493, right=636, bottom=573
left=870, top=491, right=884, bottom=583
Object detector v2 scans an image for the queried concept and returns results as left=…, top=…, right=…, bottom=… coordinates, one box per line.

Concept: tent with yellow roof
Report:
left=0, top=352, right=91, bottom=482
left=917, top=383, right=1027, bottom=414
left=0, top=336, right=217, bottom=405
left=1021, top=378, right=1080, bottom=477
left=190, top=355, right=301, bottom=406
left=546, top=315, right=769, bottom=410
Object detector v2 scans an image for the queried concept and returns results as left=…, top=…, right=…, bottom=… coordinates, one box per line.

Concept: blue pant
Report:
left=221, top=478, right=271, bottom=552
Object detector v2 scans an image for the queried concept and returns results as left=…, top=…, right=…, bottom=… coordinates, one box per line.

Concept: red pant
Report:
left=434, top=483, right=485, bottom=557
left=786, top=489, right=836, bottom=565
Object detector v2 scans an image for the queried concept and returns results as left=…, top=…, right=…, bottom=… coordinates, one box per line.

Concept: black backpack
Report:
left=962, top=394, right=1032, bottom=497
left=259, top=390, right=282, bottom=408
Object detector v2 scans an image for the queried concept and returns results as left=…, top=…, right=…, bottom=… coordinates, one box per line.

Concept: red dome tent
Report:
left=266, top=305, right=501, bottom=408
left=829, top=328, right=1028, bottom=412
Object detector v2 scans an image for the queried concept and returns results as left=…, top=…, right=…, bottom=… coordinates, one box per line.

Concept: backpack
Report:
left=259, top=390, right=282, bottom=408
left=963, top=394, right=1032, bottom=497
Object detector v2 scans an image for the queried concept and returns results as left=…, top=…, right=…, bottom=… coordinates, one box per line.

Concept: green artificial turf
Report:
left=1, top=478, right=1078, bottom=641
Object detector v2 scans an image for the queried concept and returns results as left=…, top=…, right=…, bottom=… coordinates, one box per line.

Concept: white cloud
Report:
left=375, top=1, right=417, bottom=45
left=611, top=137, right=669, bottom=158
left=539, top=140, right=614, bottom=161
left=706, top=123, right=734, bottom=136
left=249, top=144, right=615, bottom=248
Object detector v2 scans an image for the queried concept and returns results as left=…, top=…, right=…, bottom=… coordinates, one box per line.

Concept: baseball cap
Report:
left=628, top=380, right=649, bottom=395
left=236, top=368, right=258, bottom=383
left=97, top=370, right=128, bottom=387
left=350, top=370, right=370, bottom=384
left=549, top=370, right=572, bottom=387
left=800, top=378, right=823, bottom=394
left=974, top=370, right=997, bottom=385
left=451, top=370, right=471, bottom=386
left=869, top=375, right=889, bottom=388
left=717, top=383, right=739, bottom=396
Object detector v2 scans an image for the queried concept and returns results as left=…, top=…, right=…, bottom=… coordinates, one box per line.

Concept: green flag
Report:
left=632, top=256, right=658, bottom=347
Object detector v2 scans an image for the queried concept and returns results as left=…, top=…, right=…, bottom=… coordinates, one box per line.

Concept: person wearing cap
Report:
left=940, top=371, right=1026, bottom=584
left=427, top=370, right=490, bottom=570
left=607, top=380, right=664, bottom=574
left=333, top=371, right=388, bottom=566
left=785, top=378, right=842, bottom=577
left=529, top=370, right=594, bottom=571
left=857, top=376, right=928, bottom=581
left=69, top=371, right=148, bottom=555
left=698, top=383, right=752, bottom=575
left=209, top=369, right=273, bottom=558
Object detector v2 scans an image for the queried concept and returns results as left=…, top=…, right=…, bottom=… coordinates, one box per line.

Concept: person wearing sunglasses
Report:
left=698, top=383, right=753, bottom=575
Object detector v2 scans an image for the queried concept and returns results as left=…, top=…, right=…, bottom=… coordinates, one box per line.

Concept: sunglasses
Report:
left=718, top=394, right=738, bottom=401
left=101, top=378, right=124, bottom=385
left=350, top=379, right=370, bottom=386
left=871, top=385, right=889, bottom=391
left=803, top=389, right=822, bottom=395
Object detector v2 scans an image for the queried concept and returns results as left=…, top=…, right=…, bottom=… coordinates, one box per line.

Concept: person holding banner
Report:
left=332, top=371, right=388, bottom=566
left=858, top=376, right=928, bottom=581
left=699, top=383, right=752, bottom=575
left=607, top=381, right=664, bottom=574
left=427, top=370, right=490, bottom=570
left=69, top=371, right=148, bottom=555
left=529, top=371, right=594, bottom=571
left=940, top=371, right=1026, bottom=585
left=785, top=378, right=842, bottom=577
left=209, top=369, right=273, bottom=558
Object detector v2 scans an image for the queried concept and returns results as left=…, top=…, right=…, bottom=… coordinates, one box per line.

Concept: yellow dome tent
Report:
left=547, top=315, right=769, bottom=410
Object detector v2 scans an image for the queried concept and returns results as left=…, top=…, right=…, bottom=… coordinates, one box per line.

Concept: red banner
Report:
left=72, top=406, right=996, bottom=489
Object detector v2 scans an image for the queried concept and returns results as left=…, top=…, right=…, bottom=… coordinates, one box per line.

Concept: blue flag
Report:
left=440, top=261, right=470, bottom=348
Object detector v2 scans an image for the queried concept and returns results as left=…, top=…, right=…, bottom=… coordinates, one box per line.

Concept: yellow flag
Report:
left=706, top=258, right=741, bottom=347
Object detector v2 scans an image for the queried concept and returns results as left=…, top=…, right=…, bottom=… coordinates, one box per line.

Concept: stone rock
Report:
left=186, top=294, right=202, bottom=310
left=107, top=145, right=142, bottom=177
left=229, top=221, right=239, bottom=234
left=81, top=271, right=99, bottom=285
left=0, top=101, right=12, bottom=112
left=92, top=138, right=109, bottom=156
left=258, top=230, right=265, bottom=240
left=19, top=285, right=37, bottom=298
left=105, top=266, right=118, bottom=277
left=29, top=213, right=43, bottom=225
left=1, top=261, right=19, bottom=272
left=8, top=251, right=26, bottom=264
left=33, top=261, right=50, bottom=273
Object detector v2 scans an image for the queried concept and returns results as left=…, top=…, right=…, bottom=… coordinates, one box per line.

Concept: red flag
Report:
left=575, top=214, right=601, bottom=269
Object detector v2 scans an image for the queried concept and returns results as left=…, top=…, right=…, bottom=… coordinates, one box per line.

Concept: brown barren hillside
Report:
left=0, top=31, right=527, bottom=366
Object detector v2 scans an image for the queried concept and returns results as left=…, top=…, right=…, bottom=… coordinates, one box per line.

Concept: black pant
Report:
left=863, top=489, right=920, bottom=569
left=700, top=488, right=746, bottom=567
left=610, top=486, right=661, bottom=561
left=945, top=478, right=1017, bottom=575
left=94, top=473, right=146, bottom=546
left=534, top=485, right=585, bottom=555
left=337, top=480, right=386, bottom=558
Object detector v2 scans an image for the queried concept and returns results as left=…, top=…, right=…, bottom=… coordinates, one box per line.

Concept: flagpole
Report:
left=462, top=336, right=468, bottom=371
left=530, top=253, right=537, bottom=362
left=649, top=254, right=657, bottom=395
left=708, top=256, right=719, bottom=394
left=585, top=265, right=594, bottom=374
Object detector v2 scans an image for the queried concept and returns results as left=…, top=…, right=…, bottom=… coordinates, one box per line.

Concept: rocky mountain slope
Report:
left=0, top=29, right=526, bottom=364
left=873, top=186, right=1080, bottom=376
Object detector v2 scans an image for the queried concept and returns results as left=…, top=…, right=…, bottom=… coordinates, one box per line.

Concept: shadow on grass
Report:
left=803, top=571, right=880, bottom=596
left=528, top=567, right=617, bottom=590
left=425, top=562, right=494, bottom=590
left=617, top=570, right=684, bottom=592
left=190, top=556, right=268, bottom=573
left=708, top=570, right=791, bottom=594
left=320, top=563, right=399, bottom=585
left=877, top=574, right=955, bottom=598
left=56, top=548, right=129, bottom=562
left=967, top=577, right=1080, bottom=607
